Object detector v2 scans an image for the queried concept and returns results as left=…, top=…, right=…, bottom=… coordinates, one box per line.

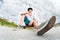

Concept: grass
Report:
left=0, top=17, right=60, bottom=29
left=0, top=17, right=17, bottom=28
left=54, top=23, right=60, bottom=27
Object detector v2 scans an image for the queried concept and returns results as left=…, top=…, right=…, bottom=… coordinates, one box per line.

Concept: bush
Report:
left=0, top=18, right=17, bottom=28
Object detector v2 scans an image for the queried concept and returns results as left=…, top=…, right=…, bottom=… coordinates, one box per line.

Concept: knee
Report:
left=33, top=20, right=38, bottom=23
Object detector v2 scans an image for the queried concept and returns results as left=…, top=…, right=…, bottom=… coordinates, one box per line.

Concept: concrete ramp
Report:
left=0, top=26, right=60, bottom=40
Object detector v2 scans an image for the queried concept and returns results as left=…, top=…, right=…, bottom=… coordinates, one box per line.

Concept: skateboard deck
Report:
left=37, top=16, right=56, bottom=36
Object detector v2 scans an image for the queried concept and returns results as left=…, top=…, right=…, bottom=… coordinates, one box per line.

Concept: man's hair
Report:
left=27, top=8, right=33, bottom=11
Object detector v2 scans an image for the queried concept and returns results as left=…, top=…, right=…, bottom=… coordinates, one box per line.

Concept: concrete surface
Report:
left=0, top=26, right=60, bottom=40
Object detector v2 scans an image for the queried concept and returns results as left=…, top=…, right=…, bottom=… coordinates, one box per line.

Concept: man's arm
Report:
left=21, top=12, right=27, bottom=16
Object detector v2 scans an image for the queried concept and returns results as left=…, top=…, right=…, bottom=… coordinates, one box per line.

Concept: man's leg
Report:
left=33, top=20, right=39, bottom=29
left=19, top=15, right=25, bottom=26
left=28, top=20, right=34, bottom=27
left=28, top=20, right=39, bottom=29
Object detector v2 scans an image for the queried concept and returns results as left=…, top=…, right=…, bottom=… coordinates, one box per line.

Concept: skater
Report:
left=19, top=8, right=39, bottom=29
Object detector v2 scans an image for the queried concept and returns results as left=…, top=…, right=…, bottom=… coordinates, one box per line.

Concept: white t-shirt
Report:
left=26, top=14, right=35, bottom=21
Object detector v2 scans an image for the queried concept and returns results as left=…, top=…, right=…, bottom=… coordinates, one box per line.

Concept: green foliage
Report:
left=0, top=18, right=18, bottom=28
left=54, top=23, right=60, bottom=27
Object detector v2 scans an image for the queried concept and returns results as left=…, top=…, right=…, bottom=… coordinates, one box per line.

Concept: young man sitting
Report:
left=19, top=8, right=39, bottom=29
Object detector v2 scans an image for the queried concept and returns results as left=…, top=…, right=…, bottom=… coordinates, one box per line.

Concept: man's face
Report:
left=28, top=10, right=33, bottom=13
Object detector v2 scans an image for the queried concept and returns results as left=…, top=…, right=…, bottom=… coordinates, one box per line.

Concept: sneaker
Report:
left=37, top=21, right=47, bottom=29
left=36, top=16, right=56, bottom=35
left=17, top=25, right=22, bottom=29
left=36, top=21, right=48, bottom=33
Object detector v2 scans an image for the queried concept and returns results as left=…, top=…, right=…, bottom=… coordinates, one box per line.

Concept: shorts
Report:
left=24, top=16, right=30, bottom=26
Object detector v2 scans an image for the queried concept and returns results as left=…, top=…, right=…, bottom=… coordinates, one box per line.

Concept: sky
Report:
left=49, top=0, right=60, bottom=23
left=0, top=0, right=60, bottom=25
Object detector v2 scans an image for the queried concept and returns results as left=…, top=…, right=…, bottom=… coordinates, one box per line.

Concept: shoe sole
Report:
left=37, top=16, right=56, bottom=36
